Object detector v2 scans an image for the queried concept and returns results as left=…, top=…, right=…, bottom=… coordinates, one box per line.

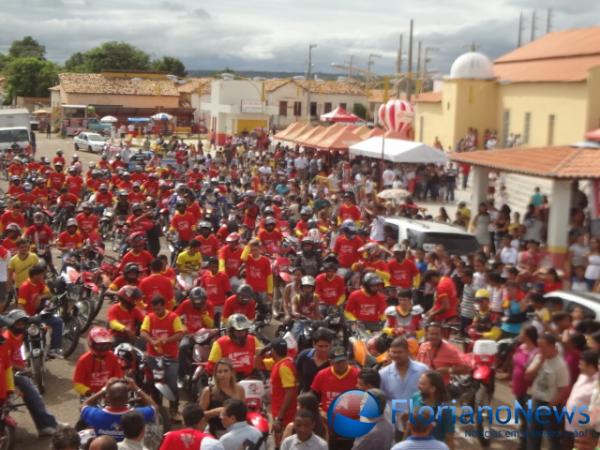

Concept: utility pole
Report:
left=530, top=10, right=536, bottom=42
left=347, top=55, right=354, bottom=80
left=367, top=53, right=381, bottom=87
left=517, top=12, right=524, bottom=47
left=407, top=19, right=414, bottom=100
left=306, top=43, right=317, bottom=121
left=396, top=34, right=403, bottom=98
left=416, top=41, right=422, bottom=95
left=546, top=8, right=552, bottom=33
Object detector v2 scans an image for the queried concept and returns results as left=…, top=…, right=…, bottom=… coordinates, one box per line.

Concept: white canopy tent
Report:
left=349, top=136, right=448, bottom=164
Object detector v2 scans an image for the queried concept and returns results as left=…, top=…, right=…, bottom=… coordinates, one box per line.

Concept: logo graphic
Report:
left=327, top=389, right=382, bottom=438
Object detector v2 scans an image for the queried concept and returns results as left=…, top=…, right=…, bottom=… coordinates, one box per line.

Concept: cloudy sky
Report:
left=0, top=0, right=598, bottom=75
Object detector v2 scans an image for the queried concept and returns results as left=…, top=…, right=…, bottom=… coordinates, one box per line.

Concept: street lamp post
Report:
left=306, top=44, right=317, bottom=121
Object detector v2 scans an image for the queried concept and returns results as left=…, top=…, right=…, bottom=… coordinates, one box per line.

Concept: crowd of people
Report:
left=0, top=129, right=598, bottom=450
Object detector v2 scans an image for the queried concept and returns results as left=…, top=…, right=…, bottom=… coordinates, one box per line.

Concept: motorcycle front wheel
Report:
left=61, top=317, right=82, bottom=358
left=0, top=421, right=15, bottom=450
left=144, top=405, right=171, bottom=450
left=30, top=355, right=45, bottom=395
left=474, top=382, right=494, bottom=447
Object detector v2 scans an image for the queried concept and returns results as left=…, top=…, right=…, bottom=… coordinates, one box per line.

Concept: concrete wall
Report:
left=586, top=67, right=600, bottom=132
left=61, top=92, right=179, bottom=109
left=450, top=79, right=499, bottom=146
left=497, top=81, right=588, bottom=146
left=414, top=102, right=447, bottom=148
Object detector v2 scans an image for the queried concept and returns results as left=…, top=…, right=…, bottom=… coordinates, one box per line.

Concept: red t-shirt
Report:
left=387, top=259, right=419, bottom=288
left=345, top=289, right=386, bottom=323
left=218, top=245, right=243, bottom=278
left=76, top=212, right=99, bottom=234
left=139, top=273, right=175, bottom=309
left=194, top=234, right=219, bottom=258
left=0, top=211, right=25, bottom=230
left=120, top=250, right=153, bottom=273
left=311, top=366, right=359, bottom=412
left=258, top=229, right=283, bottom=254
left=18, top=279, right=49, bottom=315
left=270, top=357, right=298, bottom=425
left=338, top=203, right=361, bottom=222
left=24, top=224, right=54, bottom=246
left=200, top=271, right=231, bottom=307
left=95, top=191, right=114, bottom=207
left=159, top=429, right=215, bottom=450
left=73, top=350, right=123, bottom=394
left=174, top=300, right=213, bottom=333
left=57, top=230, right=84, bottom=250
left=170, top=211, right=196, bottom=242
left=141, top=312, right=183, bottom=358
left=65, top=175, right=84, bottom=196
left=333, top=235, right=363, bottom=268
left=107, top=303, right=144, bottom=335
left=315, top=273, right=345, bottom=306
left=433, top=276, right=458, bottom=320
left=222, top=295, right=256, bottom=321
left=244, top=255, right=271, bottom=293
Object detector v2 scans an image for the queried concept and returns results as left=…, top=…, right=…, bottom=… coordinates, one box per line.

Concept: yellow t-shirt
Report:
left=9, top=253, right=40, bottom=287
left=175, top=250, right=202, bottom=273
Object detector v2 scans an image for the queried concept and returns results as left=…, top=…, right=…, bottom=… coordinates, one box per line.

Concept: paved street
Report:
left=6, top=134, right=519, bottom=450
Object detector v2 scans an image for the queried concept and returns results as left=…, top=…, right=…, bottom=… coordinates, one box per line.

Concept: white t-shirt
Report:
left=382, top=169, right=396, bottom=187
left=500, top=246, right=518, bottom=265
left=528, top=354, right=570, bottom=403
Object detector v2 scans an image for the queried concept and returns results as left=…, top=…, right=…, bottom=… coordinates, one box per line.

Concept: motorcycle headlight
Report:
left=194, top=332, right=210, bottom=345
left=28, top=324, right=40, bottom=336
left=152, top=369, right=164, bottom=379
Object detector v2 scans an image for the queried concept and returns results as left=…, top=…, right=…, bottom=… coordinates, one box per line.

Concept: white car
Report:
left=383, top=217, right=479, bottom=256
left=543, top=290, right=600, bottom=320
left=74, top=132, right=106, bottom=153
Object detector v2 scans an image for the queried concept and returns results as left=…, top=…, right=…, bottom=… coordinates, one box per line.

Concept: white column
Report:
left=470, top=166, right=489, bottom=213
left=546, top=179, right=571, bottom=269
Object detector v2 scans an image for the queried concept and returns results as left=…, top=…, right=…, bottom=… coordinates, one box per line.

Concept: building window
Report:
left=293, top=102, right=302, bottom=117
left=339, top=103, right=347, bottom=110
left=501, top=109, right=510, bottom=146
left=279, top=101, right=287, bottom=117
left=324, top=102, right=332, bottom=113
left=310, top=102, right=318, bottom=117
left=523, top=112, right=531, bottom=144
left=419, top=116, right=424, bottom=142
left=547, top=114, right=555, bottom=146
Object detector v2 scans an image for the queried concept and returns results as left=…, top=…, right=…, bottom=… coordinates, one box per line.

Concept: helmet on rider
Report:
left=300, top=206, right=313, bottom=218
left=227, top=313, right=252, bottom=346
left=175, top=198, right=187, bottom=212
left=131, top=203, right=143, bottom=214
left=362, top=272, right=384, bottom=295
left=5, top=223, right=21, bottom=235
left=264, top=216, right=276, bottom=228
left=225, top=232, right=240, bottom=244
left=189, top=287, right=207, bottom=309
left=33, top=211, right=45, bottom=225
left=236, top=284, right=254, bottom=305
left=199, top=221, right=212, bottom=233
left=5, top=309, right=29, bottom=335
left=117, top=286, right=143, bottom=310
left=87, top=326, right=113, bottom=357
left=23, top=182, right=32, bottom=192
left=99, top=183, right=109, bottom=192
left=300, top=276, right=316, bottom=294
left=66, top=218, right=78, bottom=229
left=341, top=219, right=357, bottom=236
left=123, top=263, right=141, bottom=276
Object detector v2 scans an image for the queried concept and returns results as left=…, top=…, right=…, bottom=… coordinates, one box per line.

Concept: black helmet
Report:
left=237, top=284, right=254, bottom=303
left=124, top=263, right=140, bottom=274
left=363, top=272, right=384, bottom=287
left=190, top=287, right=207, bottom=306
left=176, top=198, right=187, bottom=209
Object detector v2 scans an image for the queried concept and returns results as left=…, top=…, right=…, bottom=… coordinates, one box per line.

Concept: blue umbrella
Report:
left=152, top=113, right=173, bottom=121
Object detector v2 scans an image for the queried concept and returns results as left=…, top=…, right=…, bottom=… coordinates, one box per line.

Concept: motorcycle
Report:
left=22, top=315, right=49, bottom=394
left=0, top=397, right=24, bottom=450
left=49, top=279, right=84, bottom=358
left=99, top=208, right=114, bottom=241
left=182, top=328, right=222, bottom=401
left=239, top=379, right=270, bottom=442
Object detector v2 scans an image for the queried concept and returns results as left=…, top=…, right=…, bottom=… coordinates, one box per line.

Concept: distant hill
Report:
left=187, top=69, right=343, bottom=80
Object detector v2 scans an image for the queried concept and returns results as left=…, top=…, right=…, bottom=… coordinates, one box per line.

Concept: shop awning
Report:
left=349, top=137, right=448, bottom=163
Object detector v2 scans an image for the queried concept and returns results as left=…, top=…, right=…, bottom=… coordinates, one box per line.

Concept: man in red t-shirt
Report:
left=222, top=284, right=256, bottom=322
left=315, top=261, right=346, bottom=306
left=218, top=233, right=243, bottom=279
left=337, top=192, right=361, bottom=224
left=193, top=222, right=219, bottom=258
left=73, top=327, right=123, bottom=396
left=269, top=339, right=298, bottom=446
left=333, top=223, right=363, bottom=269
left=75, top=203, right=99, bottom=239
left=120, top=234, right=154, bottom=274
left=425, top=270, right=459, bottom=322
left=344, top=273, right=386, bottom=329
left=241, top=240, right=273, bottom=299
left=199, top=257, right=232, bottom=311
left=170, top=200, right=196, bottom=245
left=387, top=244, right=420, bottom=289
left=159, top=404, right=220, bottom=450
left=139, top=259, right=175, bottom=310
left=56, top=219, right=84, bottom=253
left=107, top=286, right=145, bottom=344
left=311, top=346, right=359, bottom=412
left=258, top=217, right=283, bottom=254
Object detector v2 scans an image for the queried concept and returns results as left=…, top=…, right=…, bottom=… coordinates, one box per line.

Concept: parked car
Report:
left=74, top=132, right=106, bottom=153
left=543, top=290, right=600, bottom=320
left=383, top=217, right=479, bottom=256
left=86, top=118, right=113, bottom=135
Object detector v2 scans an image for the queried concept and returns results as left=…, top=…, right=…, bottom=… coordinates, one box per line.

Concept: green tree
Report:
left=5, top=57, right=58, bottom=100
left=75, top=41, right=151, bottom=72
left=63, top=51, right=88, bottom=72
left=353, top=103, right=367, bottom=120
left=8, top=36, right=46, bottom=59
left=0, top=53, right=9, bottom=72
left=152, top=56, right=187, bottom=77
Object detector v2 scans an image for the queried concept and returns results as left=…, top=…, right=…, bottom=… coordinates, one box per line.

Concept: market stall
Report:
left=319, top=106, right=360, bottom=123
left=349, top=137, right=448, bottom=164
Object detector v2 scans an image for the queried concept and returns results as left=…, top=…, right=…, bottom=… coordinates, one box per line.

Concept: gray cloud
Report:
left=0, top=0, right=596, bottom=74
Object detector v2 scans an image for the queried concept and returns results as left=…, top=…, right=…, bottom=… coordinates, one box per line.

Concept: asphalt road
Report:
left=8, top=134, right=521, bottom=450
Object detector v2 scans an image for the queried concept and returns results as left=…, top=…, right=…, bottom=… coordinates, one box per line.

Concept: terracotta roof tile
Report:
left=177, top=78, right=212, bottom=95
left=414, top=91, right=442, bottom=103
left=264, top=79, right=293, bottom=92
left=450, top=146, right=600, bottom=179
left=367, top=89, right=406, bottom=103
left=297, top=80, right=366, bottom=96
left=58, top=73, right=179, bottom=96
left=493, top=26, right=600, bottom=82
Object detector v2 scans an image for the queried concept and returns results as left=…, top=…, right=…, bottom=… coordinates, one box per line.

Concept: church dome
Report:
left=449, top=52, right=494, bottom=80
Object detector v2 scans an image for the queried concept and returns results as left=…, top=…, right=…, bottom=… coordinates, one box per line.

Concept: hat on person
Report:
left=329, top=346, right=348, bottom=362
left=475, top=289, right=490, bottom=300
left=271, top=338, right=288, bottom=356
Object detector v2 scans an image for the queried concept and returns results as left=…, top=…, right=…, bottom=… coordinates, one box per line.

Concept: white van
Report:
left=383, top=217, right=479, bottom=255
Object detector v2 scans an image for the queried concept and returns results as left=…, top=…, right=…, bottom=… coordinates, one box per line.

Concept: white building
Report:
left=265, top=79, right=368, bottom=128
left=201, top=79, right=279, bottom=144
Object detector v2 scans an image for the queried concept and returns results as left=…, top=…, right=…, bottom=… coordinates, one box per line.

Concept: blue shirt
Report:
left=501, top=300, right=524, bottom=334
left=391, top=435, right=449, bottom=450
left=80, top=406, right=155, bottom=441
left=379, top=359, right=428, bottom=415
